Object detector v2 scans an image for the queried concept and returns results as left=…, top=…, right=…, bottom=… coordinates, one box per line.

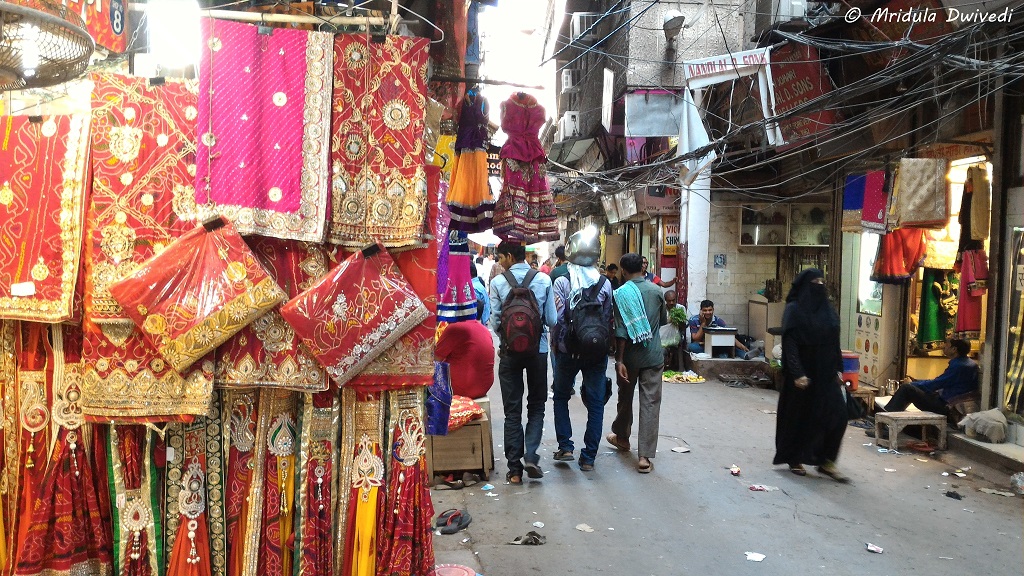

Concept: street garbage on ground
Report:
left=1011, top=472, right=1024, bottom=495
left=507, top=531, right=545, bottom=545
left=744, top=552, right=766, bottom=562
left=865, top=543, right=884, bottom=554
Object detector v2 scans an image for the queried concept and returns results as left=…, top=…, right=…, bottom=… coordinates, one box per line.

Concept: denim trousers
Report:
left=552, top=351, right=608, bottom=465
left=498, top=352, right=548, bottom=475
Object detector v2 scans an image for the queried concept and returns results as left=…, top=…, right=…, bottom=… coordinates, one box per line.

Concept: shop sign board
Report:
left=67, top=0, right=128, bottom=53
left=771, top=43, right=837, bottom=149
left=663, top=219, right=679, bottom=256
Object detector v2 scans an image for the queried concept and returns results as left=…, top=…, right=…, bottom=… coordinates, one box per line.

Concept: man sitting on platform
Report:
left=876, top=338, right=979, bottom=417
left=686, top=300, right=750, bottom=358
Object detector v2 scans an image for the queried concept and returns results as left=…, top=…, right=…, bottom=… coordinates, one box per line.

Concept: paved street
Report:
left=432, top=369, right=1024, bottom=575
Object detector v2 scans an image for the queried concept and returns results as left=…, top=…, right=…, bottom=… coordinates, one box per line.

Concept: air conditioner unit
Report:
left=754, top=0, right=807, bottom=34
left=570, top=12, right=600, bottom=44
left=560, top=69, right=580, bottom=94
left=558, top=111, right=580, bottom=140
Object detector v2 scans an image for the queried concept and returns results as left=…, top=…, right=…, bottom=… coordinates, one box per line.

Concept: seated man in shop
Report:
left=872, top=338, right=979, bottom=422
left=435, top=314, right=496, bottom=400
left=687, top=300, right=750, bottom=358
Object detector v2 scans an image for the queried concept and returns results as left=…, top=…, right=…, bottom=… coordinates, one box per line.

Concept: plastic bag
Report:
left=660, top=323, right=681, bottom=348
left=279, top=241, right=429, bottom=387
left=1011, top=472, right=1024, bottom=495
left=108, top=217, right=287, bottom=372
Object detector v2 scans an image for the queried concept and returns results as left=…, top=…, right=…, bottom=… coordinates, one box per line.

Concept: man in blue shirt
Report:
left=470, top=261, right=490, bottom=324
left=880, top=338, right=979, bottom=415
left=687, top=299, right=749, bottom=356
left=489, top=241, right=557, bottom=485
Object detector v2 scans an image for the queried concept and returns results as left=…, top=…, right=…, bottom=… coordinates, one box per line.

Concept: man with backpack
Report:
left=489, top=241, right=557, bottom=485
left=551, top=227, right=614, bottom=471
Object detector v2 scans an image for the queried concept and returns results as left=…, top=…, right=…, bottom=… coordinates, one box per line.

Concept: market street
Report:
left=432, top=373, right=1024, bottom=575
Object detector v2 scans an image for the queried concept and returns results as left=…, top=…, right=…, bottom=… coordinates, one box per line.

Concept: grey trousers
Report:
left=610, top=364, right=663, bottom=458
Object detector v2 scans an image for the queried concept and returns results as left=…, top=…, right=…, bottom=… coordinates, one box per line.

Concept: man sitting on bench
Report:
left=872, top=338, right=978, bottom=423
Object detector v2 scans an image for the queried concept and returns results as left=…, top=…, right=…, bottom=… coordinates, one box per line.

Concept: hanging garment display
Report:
left=341, top=392, right=385, bottom=576
left=215, top=238, right=329, bottom=391
left=958, top=170, right=987, bottom=256
left=80, top=318, right=215, bottom=422
left=1005, top=228, right=1024, bottom=416
left=916, top=269, right=957, bottom=351
left=222, top=389, right=258, bottom=576
left=255, top=392, right=299, bottom=576
left=492, top=93, right=559, bottom=243
left=279, top=242, right=429, bottom=387
left=841, top=173, right=865, bottom=232
left=108, top=425, right=162, bottom=576
left=966, top=165, right=990, bottom=241
left=0, top=114, right=90, bottom=322
left=954, top=249, right=988, bottom=340
left=858, top=171, right=889, bottom=232
left=346, top=166, right=441, bottom=390
left=437, top=237, right=477, bottom=323
left=922, top=228, right=958, bottom=270
left=88, top=73, right=198, bottom=324
left=870, top=228, right=927, bottom=284
left=427, top=0, right=468, bottom=112
left=193, top=18, right=333, bottom=243
left=376, top=389, right=435, bottom=575
left=164, top=398, right=227, bottom=576
left=13, top=324, right=113, bottom=576
left=446, top=91, right=495, bottom=232
left=0, top=320, right=17, bottom=563
left=889, top=158, right=949, bottom=229
left=328, top=34, right=431, bottom=248
left=294, top=391, right=340, bottom=576
left=107, top=218, right=287, bottom=374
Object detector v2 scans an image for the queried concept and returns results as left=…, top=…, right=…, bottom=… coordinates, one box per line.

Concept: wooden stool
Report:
left=875, top=411, right=947, bottom=451
left=850, top=384, right=879, bottom=416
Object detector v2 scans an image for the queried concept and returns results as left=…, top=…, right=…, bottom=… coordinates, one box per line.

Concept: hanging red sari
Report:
left=342, top=393, right=385, bottom=576
left=14, top=325, right=113, bottom=576
left=215, top=238, right=330, bottom=391
left=256, top=393, right=298, bottom=576
left=328, top=34, right=430, bottom=248
left=0, top=114, right=90, bottom=322
left=376, top=390, right=435, bottom=576
left=222, top=390, right=258, bottom=576
left=295, top=390, right=340, bottom=576
left=107, top=425, right=162, bottom=576
left=194, top=18, right=333, bottom=243
left=88, top=73, right=198, bottom=323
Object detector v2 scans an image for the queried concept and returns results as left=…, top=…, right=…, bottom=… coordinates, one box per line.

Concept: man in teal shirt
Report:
left=606, top=253, right=668, bottom=474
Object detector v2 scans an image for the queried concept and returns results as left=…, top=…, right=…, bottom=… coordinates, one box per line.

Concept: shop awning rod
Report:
left=200, top=9, right=388, bottom=27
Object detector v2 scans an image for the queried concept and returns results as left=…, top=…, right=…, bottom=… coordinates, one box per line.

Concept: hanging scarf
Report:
left=613, top=282, right=652, bottom=345
left=567, top=263, right=600, bottom=309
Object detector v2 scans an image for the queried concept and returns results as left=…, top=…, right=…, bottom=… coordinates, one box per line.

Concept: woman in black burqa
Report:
left=773, top=268, right=850, bottom=482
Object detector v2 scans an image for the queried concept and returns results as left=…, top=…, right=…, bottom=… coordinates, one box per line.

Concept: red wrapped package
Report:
left=279, top=242, right=429, bottom=387
left=107, top=217, right=287, bottom=373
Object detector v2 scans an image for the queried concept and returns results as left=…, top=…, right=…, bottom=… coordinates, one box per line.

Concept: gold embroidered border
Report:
left=327, top=167, right=428, bottom=248
left=32, top=559, right=112, bottom=576
left=214, top=350, right=327, bottom=392
left=163, top=422, right=185, bottom=556
left=0, top=320, right=18, bottom=557
left=332, top=387, right=356, bottom=576
left=295, top=392, right=340, bottom=576
left=0, top=114, right=90, bottom=322
left=81, top=361, right=214, bottom=419
left=159, top=277, right=286, bottom=373
left=109, top=427, right=159, bottom=576
left=325, top=296, right=430, bottom=386
left=205, top=390, right=227, bottom=576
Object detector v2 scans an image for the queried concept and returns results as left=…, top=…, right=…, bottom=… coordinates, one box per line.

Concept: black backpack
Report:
left=564, top=275, right=610, bottom=360
left=499, top=270, right=542, bottom=355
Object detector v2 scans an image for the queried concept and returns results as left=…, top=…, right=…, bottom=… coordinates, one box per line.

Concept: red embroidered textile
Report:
left=295, top=391, right=337, bottom=576
left=279, top=242, right=429, bottom=387
left=222, top=390, right=258, bottom=576
left=80, top=317, right=215, bottom=422
left=215, top=238, right=329, bottom=391
left=329, top=34, right=431, bottom=248
left=107, top=218, right=286, bottom=373
left=0, top=114, right=90, bottom=322
left=88, top=73, right=198, bottom=323
left=492, top=94, right=558, bottom=243
left=860, top=171, right=889, bottom=232
left=870, top=228, right=927, bottom=284
left=193, top=18, right=333, bottom=242
left=346, top=167, right=440, bottom=391
left=955, top=249, right=988, bottom=340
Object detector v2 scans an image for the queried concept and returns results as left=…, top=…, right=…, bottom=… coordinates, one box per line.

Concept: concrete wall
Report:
left=625, top=0, right=746, bottom=90
left=701, top=198, right=779, bottom=333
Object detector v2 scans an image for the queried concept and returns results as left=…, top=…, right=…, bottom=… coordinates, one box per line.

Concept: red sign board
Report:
left=771, top=43, right=837, bottom=149
left=66, top=0, right=128, bottom=53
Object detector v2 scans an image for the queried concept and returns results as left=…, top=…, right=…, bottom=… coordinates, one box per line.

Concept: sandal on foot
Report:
left=524, top=462, right=544, bottom=479
left=506, top=471, right=523, bottom=485
left=638, top=458, right=653, bottom=474
left=553, top=449, right=575, bottom=461
left=789, top=465, right=807, bottom=476
left=606, top=433, right=630, bottom=451
left=817, top=463, right=851, bottom=484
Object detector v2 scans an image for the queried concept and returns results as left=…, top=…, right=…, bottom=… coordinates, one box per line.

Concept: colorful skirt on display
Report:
left=447, top=150, right=494, bottom=232
left=492, top=158, right=559, bottom=244
left=437, top=239, right=477, bottom=323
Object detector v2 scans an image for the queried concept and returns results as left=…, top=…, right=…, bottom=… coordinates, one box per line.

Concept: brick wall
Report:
left=704, top=201, right=779, bottom=334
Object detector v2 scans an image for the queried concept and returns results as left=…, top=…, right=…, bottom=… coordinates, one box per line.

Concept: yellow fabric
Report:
left=446, top=150, right=490, bottom=208
left=349, top=486, right=378, bottom=576
left=431, top=135, right=455, bottom=178
left=279, top=454, right=296, bottom=576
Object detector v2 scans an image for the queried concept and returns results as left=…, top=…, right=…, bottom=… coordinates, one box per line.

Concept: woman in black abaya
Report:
left=773, top=268, right=850, bottom=482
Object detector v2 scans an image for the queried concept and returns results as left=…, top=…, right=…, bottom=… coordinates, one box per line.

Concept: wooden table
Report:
left=703, top=327, right=738, bottom=358
left=874, top=411, right=948, bottom=451
left=850, top=384, right=879, bottom=416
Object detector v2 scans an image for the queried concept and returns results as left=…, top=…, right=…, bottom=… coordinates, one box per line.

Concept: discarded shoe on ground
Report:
left=508, top=531, right=546, bottom=545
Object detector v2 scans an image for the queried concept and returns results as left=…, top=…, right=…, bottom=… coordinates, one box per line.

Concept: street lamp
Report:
left=663, top=9, right=686, bottom=45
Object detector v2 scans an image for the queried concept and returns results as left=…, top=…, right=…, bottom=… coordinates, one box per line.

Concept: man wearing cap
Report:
left=550, top=227, right=614, bottom=471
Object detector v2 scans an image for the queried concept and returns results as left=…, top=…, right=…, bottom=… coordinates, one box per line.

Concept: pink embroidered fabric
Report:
left=279, top=242, right=429, bottom=387
left=193, top=18, right=333, bottom=242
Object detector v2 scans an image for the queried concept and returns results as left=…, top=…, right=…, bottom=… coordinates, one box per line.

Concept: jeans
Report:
left=882, top=383, right=948, bottom=415
left=552, top=352, right=608, bottom=465
left=611, top=364, right=663, bottom=459
left=498, top=352, right=548, bottom=475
